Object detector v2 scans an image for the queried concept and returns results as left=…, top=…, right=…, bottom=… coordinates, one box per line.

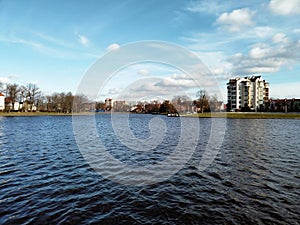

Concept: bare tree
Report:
left=45, top=95, right=53, bottom=112
left=209, top=94, right=223, bottom=112
left=43, top=92, right=75, bottom=113
left=73, top=94, right=89, bottom=112
left=6, top=83, right=19, bottom=112
left=18, top=85, right=27, bottom=112
left=19, top=85, right=27, bottom=102
left=0, top=81, right=4, bottom=93
left=35, top=93, right=47, bottom=111
left=50, top=92, right=60, bottom=112
left=26, top=83, right=41, bottom=111
left=172, top=95, right=192, bottom=113
left=65, top=92, right=74, bottom=113
left=196, top=90, right=207, bottom=113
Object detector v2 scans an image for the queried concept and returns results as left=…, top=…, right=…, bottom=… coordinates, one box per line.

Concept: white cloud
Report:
left=107, top=43, right=120, bottom=52
left=181, top=26, right=275, bottom=55
left=137, top=69, right=150, bottom=76
left=249, top=44, right=270, bottom=59
left=216, top=8, right=255, bottom=32
left=8, top=74, right=19, bottom=80
left=189, top=51, right=233, bottom=83
left=107, top=87, right=122, bottom=95
left=26, top=80, right=39, bottom=85
left=0, top=77, right=10, bottom=84
left=34, top=32, right=73, bottom=48
left=269, top=0, right=300, bottom=15
left=272, top=33, right=289, bottom=43
left=77, top=34, right=89, bottom=46
left=155, top=73, right=201, bottom=89
left=293, top=28, right=300, bottom=33
left=229, top=36, right=300, bottom=74
left=0, top=34, right=95, bottom=59
left=252, top=26, right=274, bottom=38
left=186, top=0, right=229, bottom=14
left=271, top=81, right=300, bottom=98
left=116, top=78, right=181, bottom=101
left=0, top=74, right=19, bottom=84
left=170, top=73, right=193, bottom=80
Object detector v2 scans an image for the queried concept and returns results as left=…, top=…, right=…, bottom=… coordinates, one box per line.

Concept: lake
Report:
left=0, top=114, right=299, bottom=224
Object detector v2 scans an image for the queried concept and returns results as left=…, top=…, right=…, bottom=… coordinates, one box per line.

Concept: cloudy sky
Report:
left=0, top=0, right=299, bottom=101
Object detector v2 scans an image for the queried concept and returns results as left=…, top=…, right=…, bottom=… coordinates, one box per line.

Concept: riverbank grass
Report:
left=0, top=112, right=84, bottom=117
left=1, top=111, right=300, bottom=119
left=186, top=112, right=300, bottom=119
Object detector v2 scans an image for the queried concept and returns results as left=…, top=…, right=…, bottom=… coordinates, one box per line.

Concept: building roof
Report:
left=5, top=97, right=12, bottom=103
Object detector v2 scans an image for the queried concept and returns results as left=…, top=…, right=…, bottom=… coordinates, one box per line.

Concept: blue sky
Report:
left=0, top=0, right=300, bottom=101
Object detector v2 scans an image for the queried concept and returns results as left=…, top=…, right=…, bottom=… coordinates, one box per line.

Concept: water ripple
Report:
left=0, top=116, right=299, bottom=224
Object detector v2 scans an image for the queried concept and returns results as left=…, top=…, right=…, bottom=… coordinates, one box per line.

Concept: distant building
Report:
left=4, top=97, right=22, bottom=112
left=13, top=102, right=20, bottom=111
left=227, top=75, right=269, bottom=111
left=4, top=97, right=13, bottom=111
left=113, top=100, right=128, bottom=112
left=0, top=93, right=5, bottom=111
left=104, top=99, right=130, bottom=112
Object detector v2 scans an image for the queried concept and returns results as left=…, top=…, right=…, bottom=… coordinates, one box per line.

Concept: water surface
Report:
left=0, top=115, right=299, bottom=224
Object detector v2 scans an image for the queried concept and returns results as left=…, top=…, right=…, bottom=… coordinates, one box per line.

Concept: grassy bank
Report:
left=186, top=112, right=300, bottom=119
left=0, top=111, right=126, bottom=117
left=0, top=112, right=94, bottom=117
left=1, top=111, right=300, bottom=119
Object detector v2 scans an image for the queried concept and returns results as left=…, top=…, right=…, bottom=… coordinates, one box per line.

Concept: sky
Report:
left=0, top=0, right=300, bottom=102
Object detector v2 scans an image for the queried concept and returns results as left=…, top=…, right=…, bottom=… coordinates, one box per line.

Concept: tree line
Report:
left=1, top=80, right=223, bottom=114
left=124, top=91, right=223, bottom=114
left=1, top=82, right=88, bottom=113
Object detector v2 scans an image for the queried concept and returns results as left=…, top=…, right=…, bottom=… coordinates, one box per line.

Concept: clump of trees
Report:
left=193, top=90, right=223, bottom=113
left=130, top=91, right=223, bottom=114
left=145, top=101, right=161, bottom=113
left=0, top=80, right=223, bottom=114
left=1, top=82, right=89, bottom=113
left=3, top=83, right=42, bottom=112
left=41, top=92, right=88, bottom=113
left=159, top=100, right=178, bottom=114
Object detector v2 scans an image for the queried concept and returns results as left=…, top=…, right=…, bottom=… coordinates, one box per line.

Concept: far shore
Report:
left=1, top=111, right=300, bottom=119
left=0, top=112, right=88, bottom=117
left=0, top=111, right=121, bottom=117
left=185, top=112, right=300, bottom=119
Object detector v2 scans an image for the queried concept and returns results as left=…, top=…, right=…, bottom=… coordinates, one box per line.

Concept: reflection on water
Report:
left=0, top=115, right=299, bottom=224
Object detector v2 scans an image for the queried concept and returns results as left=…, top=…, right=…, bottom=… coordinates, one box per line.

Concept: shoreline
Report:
left=1, top=111, right=300, bottom=119
left=0, top=112, right=88, bottom=117
left=0, top=112, right=121, bottom=117
left=185, top=112, right=300, bottom=119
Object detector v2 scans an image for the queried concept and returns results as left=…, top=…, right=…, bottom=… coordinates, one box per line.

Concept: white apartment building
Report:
left=227, top=75, right=269, bottom=111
